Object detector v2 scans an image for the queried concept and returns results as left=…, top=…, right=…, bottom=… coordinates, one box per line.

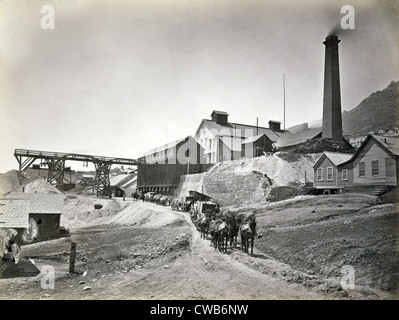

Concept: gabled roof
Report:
left=230, top=122, right=284, bottom=142
left=140, top=136, right=198, bottom=158
left=313, top=152, right=353, bottom=168
left=194, top=119, right=287, bottom=143
left=195, top=119, right=234, bottom=134
left=241, top=134, right=268, bottom=144
left=371, top=135, right=399, bottom=156
left=333, top=134, right=399, bottom=167
left=211, top=110, right=229, bottom=116
left=275, top=128, right=322, bottom=148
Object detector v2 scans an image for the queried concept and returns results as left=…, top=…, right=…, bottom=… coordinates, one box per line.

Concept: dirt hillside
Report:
left=177, top=152, right=320, bottom=206
left=1, top=193, right=397, bottom=300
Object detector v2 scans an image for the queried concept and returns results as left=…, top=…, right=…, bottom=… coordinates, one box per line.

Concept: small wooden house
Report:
left=341, top=134, right=399, bottom=193
left=186, top=190, right=212, bottom=203
left=241, top=134, right=274, bottom=157
left=313, top=152, right=354, bottom=192
left=313, top=134, right=399, bottom=194
left=7, top=193, right=64, bottom=243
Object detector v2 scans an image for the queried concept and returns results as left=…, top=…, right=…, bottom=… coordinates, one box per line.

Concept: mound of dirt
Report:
left=61, top=196, right=129, bottom=229
left=0, top=170, right=62, bottom=196
left=107, top=202, right=187, bottom=228
left=176, top=153, right=320, bottom=206
left=0, top=170, right=22, bottom=196
left=21, top=178, right=62, bottom=194
left=293, top=138, right=355, bottom=154
left=61, top=196, right=186, bottom=229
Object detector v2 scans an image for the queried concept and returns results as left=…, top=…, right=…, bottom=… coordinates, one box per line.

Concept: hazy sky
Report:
left=0, top=0, right=398, bottom=172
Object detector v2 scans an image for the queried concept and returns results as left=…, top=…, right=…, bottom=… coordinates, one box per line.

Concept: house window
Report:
left=342, top=169, right=348, bottom=181
left=317, top=168, right=323, bottom=181
left=372, top=160, right=379, bottom=176
left=359, top=162, right=365, bottom=177
left=327, top=167, right=333, bottom=181
left=209, top=139, right=212, bottom=150
left=385, top=158, right=395, bottom=176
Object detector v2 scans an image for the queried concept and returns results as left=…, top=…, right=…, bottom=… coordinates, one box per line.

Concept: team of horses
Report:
left=171, top=198, right=192, bottom=212
left=138, top=192, right=174, bottom=206
left=136, top=192, right=259, bottom=254
left=193, top=210, right=258, bottom=255
left=138, top=192, right=193, bottom=212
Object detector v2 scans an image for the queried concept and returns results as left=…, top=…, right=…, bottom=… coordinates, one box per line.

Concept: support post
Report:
left=69, top=242, right=76, bottom=273
left=14, top=155, right=37, bottom=174
left=94, top=162, right=112, bottom=197
left=47, top=158, right=66, bottom=191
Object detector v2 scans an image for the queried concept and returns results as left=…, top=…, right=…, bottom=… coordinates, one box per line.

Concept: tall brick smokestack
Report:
left=322, top=35, right=342, bottom=141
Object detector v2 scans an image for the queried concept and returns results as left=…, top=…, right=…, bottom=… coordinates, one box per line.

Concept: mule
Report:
left=171, top=198, right=182, bottom=211
left=209, top=219, right=228, bottom=253
left=226, top=215, right=239, bottom=248
left=215, top=221, right=228, bottom=253
left=198, top=215, right=210, bottom=239
left=240, top=215, right=257, bottom=255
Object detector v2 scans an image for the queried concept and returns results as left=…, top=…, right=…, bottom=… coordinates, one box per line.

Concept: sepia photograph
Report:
left=0, top=0, right=398, bottom=306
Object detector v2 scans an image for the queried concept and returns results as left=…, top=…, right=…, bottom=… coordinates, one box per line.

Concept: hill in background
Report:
left=289, top=80, right=399, bottom=136
left=343, top=80, right=399, bottom=135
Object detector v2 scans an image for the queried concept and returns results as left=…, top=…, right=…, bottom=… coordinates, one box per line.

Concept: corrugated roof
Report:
left=121, top=176, right=137, bottom=188
left=110, top=174, right=130, bottom=186
left=275, top=128, right=322, bottom=148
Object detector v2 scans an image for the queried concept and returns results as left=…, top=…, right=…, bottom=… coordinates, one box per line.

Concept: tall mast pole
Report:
left=283, top=73, right=286, bottom=131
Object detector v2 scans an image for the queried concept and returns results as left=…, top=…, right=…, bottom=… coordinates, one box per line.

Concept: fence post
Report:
left=69, top=242, right=76, bottom=273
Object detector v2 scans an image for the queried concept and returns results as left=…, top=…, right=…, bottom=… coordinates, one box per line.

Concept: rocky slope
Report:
left=342, top=80, right=399, bottom=135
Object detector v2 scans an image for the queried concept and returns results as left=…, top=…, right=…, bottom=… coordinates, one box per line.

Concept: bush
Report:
left=266, top=186, right=299, bottom=202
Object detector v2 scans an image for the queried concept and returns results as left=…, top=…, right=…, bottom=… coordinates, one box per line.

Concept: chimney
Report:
left=256, top=117, right=258, bottom=135
left=322, top=35, right=343, bottom=141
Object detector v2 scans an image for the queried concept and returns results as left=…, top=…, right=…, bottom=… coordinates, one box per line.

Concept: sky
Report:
left=0, top=0, right=398, bottom=173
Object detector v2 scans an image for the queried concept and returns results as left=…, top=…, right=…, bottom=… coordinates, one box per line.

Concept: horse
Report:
left=198, top=214, right=211, bottom=239
left=171, top=198, right=182, bottom=211
left=226, top=215, right=239, bottom=247
left=216, top=221, right=228, bottom=253
left=240, top=214, right=257, bottom=255
left=209, top=218, right=228, bottom=253
left=183, top=200, right=193, bottom=212
left=161, top=196, right=172, bottom=206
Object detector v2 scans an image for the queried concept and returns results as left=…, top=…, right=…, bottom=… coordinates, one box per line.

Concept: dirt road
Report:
left=1, top=201, right=329, bottom=300
left=1, top=198, right=396, bottom=300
